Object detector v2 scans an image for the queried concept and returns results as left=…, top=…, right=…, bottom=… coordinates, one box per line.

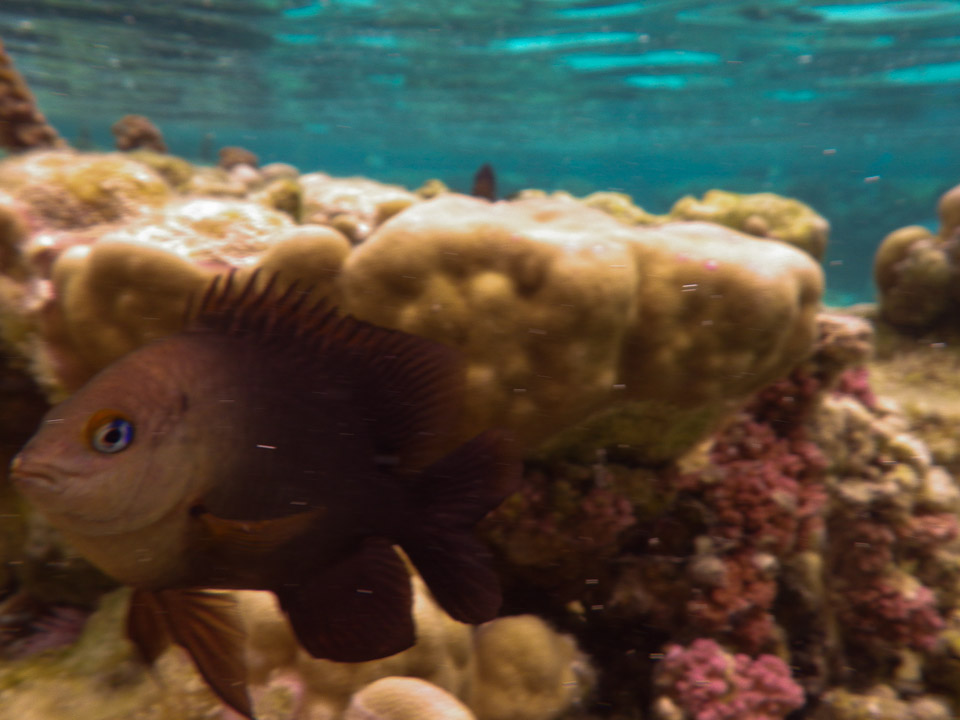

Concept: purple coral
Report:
left=654, top=638, right=804, bottom=720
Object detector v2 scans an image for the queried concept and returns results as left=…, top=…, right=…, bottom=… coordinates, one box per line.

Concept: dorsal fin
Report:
left=186, top=270, right=464, bottom=470
left=471, top=163, right=497, bottom=201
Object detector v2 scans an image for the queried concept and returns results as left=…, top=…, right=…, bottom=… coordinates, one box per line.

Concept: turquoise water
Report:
left=5, top=0, right=960, bottom=304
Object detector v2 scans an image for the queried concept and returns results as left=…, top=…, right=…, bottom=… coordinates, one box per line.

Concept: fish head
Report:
left=9, top=340, right=208, bottom=540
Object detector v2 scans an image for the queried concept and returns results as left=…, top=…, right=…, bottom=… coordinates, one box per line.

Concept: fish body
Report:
left=471, top=162, right=497, bottom=201
left=10, top=273, right=519, bottom=718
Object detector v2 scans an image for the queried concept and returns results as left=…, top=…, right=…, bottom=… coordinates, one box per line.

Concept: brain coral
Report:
left=340, top=195, right=823, bottom=451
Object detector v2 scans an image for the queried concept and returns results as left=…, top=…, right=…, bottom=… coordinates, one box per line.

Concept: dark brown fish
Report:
left=9, top=272, right=519, bottom=718
left=471, top=162, right=497, bottom=201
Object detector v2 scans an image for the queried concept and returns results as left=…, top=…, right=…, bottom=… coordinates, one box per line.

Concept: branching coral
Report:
left=652, top=638, right=804, bottom=720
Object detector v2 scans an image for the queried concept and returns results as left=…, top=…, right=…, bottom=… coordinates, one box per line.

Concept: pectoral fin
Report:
left=127, top=589, right=172, bottom=664
left=199, top=507, right=323, bottom=556
left=277, top=537, right=415, bottom=662
left=127, top=589, right=253, bottom=719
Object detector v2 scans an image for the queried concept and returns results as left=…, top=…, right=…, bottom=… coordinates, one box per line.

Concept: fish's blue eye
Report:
left=86, top=412, right=135, bottom=454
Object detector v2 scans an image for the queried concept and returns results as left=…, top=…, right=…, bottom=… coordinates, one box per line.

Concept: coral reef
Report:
left=343, top=677, right=476, bottom=720
left=0, top=40, right=65, bottom=152
left=874, top=180, right=960, bottom=331
left=110, top=115, right=167, bottom=154
left=651, top=638, right=804, bottom=720
left=669, top=189, right=830, bottom=260
left=299, top=173, right=419, bottom=242
left=0, top=155, right=823, bottom=463
left=219, top=145, right=260, bottom=170
left=341, top=196, right=822, bottom=454
left=0, top=575, right=591, bottom=720
left=0, top=150, right=169, bottom=231
left=573, top=187, right=830, bottom=261
left=5, top=146, right=960, bottom=719
left=477, top=309, right=960, bottom=716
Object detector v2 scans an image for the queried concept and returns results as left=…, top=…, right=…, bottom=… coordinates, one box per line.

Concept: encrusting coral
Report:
left=0, top=150, right=170, bottom=231
left=573, top=187, right=830, bottom=261
left=668, top=189, right=830, bottom=260
left=0, top=40, right=66, bottom=152
left=299, top=172, right=420, bottom=242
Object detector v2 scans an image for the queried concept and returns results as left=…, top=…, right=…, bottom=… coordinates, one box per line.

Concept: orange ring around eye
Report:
left=84, top=409, right=135, bottom=453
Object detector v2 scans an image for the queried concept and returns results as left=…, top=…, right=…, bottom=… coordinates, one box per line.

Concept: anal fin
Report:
left=128, top=589, right=254, bottom=720
left=277, top=537, right=415, bottom=662
left=127, top=589, right=172, bottom=664
left=401, top=429, right=520, bottom=625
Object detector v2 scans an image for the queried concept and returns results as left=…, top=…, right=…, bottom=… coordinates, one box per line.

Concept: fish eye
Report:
left=85, top=410, right=135, bottom=454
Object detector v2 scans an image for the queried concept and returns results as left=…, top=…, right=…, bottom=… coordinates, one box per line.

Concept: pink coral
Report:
left=834, top=519, right=896, bottom=576
left=898, top=512, right=960, bottom=554
left=483, top=465, right=636, bottom=593
left=655, top=638, right=804, bottom=720
left=684, top=421, right=826, bottom=556
left=838, top=577, right=944, bottom=652
left=833, top=366, right=877, bottom=409
left=685, top=550, right=778, bottom=654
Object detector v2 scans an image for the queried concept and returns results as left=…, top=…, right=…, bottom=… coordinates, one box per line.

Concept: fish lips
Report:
left=8, top=455, right=65, bottom=497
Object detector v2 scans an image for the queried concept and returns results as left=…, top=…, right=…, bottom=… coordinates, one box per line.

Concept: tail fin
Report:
left=400, top=429, right=520, bottom=625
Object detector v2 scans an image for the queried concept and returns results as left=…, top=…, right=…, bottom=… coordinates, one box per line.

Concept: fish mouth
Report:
left=8, top=456, right=65, bottom=496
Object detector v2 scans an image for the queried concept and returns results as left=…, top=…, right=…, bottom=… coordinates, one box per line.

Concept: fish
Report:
left=471, top=162, right=497, bottom=201
left=9, top=271, right=520, bottom=718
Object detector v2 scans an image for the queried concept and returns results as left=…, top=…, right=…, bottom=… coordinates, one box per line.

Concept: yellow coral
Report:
left=581, top=190, right=661, bottom=225
left=0, top=151, right=170, bottom=229
left=52, top=241, right=210, bottom=376
left=340, top=195, right=823, bottom=452
left=669, top=189, right=830, bottom=260
left=45, top=199, right=343, bottom=389
left=239, top=570, right=589, bottom=720
left=468, top=615, right=591, bottom=720
left=300, top=173, right=419, bottom=242
left=874, top=226, right=950, bottom=328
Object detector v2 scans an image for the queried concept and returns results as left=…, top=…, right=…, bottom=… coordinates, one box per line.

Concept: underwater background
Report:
left=2, top=0, right=958, bottom=306
left=8, top=3, right=960, bottom=720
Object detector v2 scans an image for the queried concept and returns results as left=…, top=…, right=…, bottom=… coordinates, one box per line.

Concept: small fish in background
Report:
left=9, top=272, right=519, bottom=719
left=471, top=162, right=497, bottom=201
